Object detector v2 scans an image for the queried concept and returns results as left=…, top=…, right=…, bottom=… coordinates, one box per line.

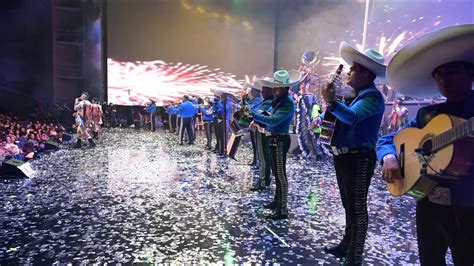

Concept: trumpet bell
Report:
left=301, top=51, right=318, bottom=66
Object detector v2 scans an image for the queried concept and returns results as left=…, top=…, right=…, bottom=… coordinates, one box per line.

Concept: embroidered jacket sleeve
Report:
left=376, top=117, right=419, bottom=164
left=253, top=100, right=293, bottom=127
left=259, top=99, right=273, bottom=112
left=330, top=92, right=385, bottom=125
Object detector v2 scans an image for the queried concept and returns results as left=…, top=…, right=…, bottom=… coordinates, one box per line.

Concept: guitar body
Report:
left=320, top=95, right=353, bottom=146
left=227, top=132, right=242, bottom=159
left=390, top=114, right=474, bottom=199
left=320, top=111, right=339, bottom=146
left=319, top=64, right=345, bottom=146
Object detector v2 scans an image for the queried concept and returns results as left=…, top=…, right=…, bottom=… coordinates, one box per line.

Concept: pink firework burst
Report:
left=108, top=59, right=243, bottom=106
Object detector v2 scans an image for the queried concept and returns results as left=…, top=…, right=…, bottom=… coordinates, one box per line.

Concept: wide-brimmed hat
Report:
left=339, top=41, right=387, bottom=77
left=387, top=24, right=474, bottom=97
left=256, top=70, right=302, bottom=88
left=245, top=82, right=262, bottom=91
left=211, top=88, right=224, bottom=97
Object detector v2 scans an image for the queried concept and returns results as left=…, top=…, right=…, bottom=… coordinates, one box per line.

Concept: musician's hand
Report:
left=249, top=121, right=257, bottom=130
left=382, top=154, right=402, bottom=183
left=321, top=83, right=336, bottom=103
left=247, top=106, right=256, bottom=116
left=310, top=117, right=322, bottom=129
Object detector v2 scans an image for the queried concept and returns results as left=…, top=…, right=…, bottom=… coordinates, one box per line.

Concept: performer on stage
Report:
left=296, top=75, right=324, bottom=160
left=146, top=99, right=157, bottom=131
left=177, top=95, right=197, bottom=145
left=211, top=94, right=221, bottom=153
left=191, top=96, right=199, bottom=142
left=309, top=102, right=324, bottom=160
left=250, top=86, right=275, bottom=191
left=164, top=103, right=177, bottom=133
left=216, top=93, right=240, bottom=156
left=91, top=98, right=103, bottom=140
left=377, top=24, right=474, bottom=266
left=201, top=99, right=214, bottom=150
left=244, top=84, right=263, bottom=167
left=251, top=69, right=301, bottom=220
left=388, top=98, right=408, bottom=133
left=321, top=42, right=386, bottom=265
left=73, top=92, right=96, bottom=148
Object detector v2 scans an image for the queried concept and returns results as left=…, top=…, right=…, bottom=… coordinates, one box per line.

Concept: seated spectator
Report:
left=5, top=141, right=23, bottom=161
left=17, top=132, right=27, bottom=149
left=0, top=110, right=83, bottom=162
left=40, top=132, right=49, bottom=142
left=22, top=142, right=36, bottom=161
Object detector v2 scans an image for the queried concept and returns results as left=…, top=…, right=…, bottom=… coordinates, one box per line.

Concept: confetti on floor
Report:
left=0, top=128, right=432, bottom=264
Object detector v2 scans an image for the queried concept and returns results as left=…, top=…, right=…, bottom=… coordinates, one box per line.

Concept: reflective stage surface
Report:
left=1, top=129, right=429, bottom=264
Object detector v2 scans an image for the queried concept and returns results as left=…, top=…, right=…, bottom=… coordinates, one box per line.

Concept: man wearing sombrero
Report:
left=377, top=24, right=474, bottom=265
left=251, top=69, right=300, bottom=220
left=250, top=85, right=275, bottom=191
left=244, top=83, right=264, bottom=167
left=321, top=43, right=386, bottom=265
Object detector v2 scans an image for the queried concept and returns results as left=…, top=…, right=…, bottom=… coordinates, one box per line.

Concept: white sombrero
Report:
left=387, top=24, right=474, bottom=97
left=339, top=41, right=387, bottom=77
left=256, top=70, right=302, bottom=88
left=245, top=82, right=262, bottom=91
left=211, top=88, right=224, bottom=97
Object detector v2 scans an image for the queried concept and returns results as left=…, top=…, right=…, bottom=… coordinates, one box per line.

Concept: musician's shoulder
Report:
left=359, top=88, right=385, bottom=100
left=417, top=103, right=440, bottom=114
left=415, top=104, right=441, bottom=124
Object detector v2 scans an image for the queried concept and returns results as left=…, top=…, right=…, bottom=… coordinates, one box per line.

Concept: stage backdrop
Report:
left=107, top=0, right=473, bottom=106
left=107, top=0, right=276, bottom=106
left=277, top=0, right=474, bottom=83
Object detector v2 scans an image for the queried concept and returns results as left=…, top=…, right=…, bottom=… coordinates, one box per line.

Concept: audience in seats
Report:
left=0, top=113, right=68, bottom=163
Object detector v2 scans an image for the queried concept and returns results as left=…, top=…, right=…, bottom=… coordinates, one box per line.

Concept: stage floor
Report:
left=0, top=128, right=429, bottom=264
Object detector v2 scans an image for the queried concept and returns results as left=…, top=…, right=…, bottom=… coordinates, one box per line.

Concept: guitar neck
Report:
left=433, top=117, right=474, bottom=151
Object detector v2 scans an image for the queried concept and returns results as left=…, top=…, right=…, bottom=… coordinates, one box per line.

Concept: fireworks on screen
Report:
left=108, top=59, right=243, bottom=106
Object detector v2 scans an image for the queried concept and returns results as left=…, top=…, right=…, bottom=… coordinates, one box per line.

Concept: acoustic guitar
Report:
left=389, top=114, right=474, bottom=199
left=320, top=64, right=344, bottom=146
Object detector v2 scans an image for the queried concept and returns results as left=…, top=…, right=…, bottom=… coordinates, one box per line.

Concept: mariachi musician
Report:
left=250, top=85, right=275, bottom=191
left=243, top=84, right=263, bottom=166
left=378, top=24, right=474, bottom=266
left=249, top=69, right=301, bottom=220
left=320, top=42, right=386, bottom=265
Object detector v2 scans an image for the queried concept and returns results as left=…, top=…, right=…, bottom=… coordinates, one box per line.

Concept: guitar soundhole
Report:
left=421, top=139, right=433, bottom=156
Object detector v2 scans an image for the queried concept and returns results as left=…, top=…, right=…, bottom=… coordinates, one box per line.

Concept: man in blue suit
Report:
left=321, top=42, right=386, bottom=265
left=251, top=70, right=301, bottom=220
left=177, top=95, right=197, bottom=145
